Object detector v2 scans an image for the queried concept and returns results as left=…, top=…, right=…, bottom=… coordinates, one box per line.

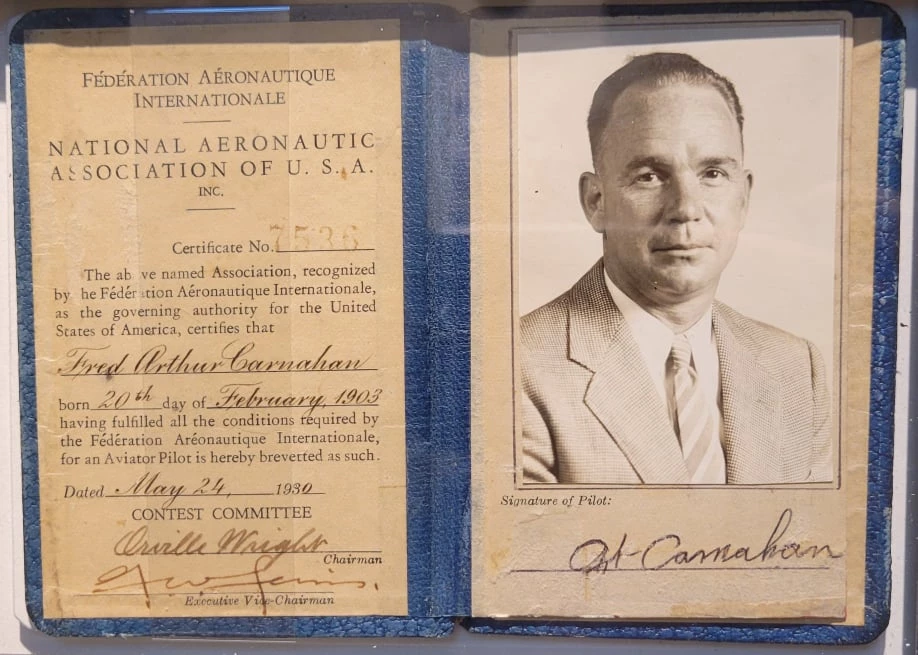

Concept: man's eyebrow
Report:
left=621, top=156, right=670, bottom=173
left=698, top=156, right=741, bottom=169
left=617, top=155, right=743, bottom=177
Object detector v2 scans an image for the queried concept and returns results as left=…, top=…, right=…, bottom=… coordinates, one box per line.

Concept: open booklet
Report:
left=9, top=3, right=903, bottom=644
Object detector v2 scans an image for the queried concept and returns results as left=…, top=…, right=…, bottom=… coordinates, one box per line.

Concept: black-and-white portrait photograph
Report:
left=515, top=23, right=843, bottom=486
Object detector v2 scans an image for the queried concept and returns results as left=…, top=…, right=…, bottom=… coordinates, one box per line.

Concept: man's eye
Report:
left=702, top=168, right=728, bottom=182
left=634, top=172, right=662, bottom=184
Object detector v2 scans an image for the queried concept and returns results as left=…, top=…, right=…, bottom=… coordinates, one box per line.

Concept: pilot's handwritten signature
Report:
left=568, top=508, right=843, bottom=573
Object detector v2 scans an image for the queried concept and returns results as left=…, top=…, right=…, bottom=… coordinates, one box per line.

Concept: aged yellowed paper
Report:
left=25, top=21, right=407, bottom=618
left=470, top=13, right=879, bottom=621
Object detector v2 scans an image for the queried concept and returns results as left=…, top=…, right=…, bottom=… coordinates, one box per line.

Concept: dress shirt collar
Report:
left=603, top=269, right=714, bottom=357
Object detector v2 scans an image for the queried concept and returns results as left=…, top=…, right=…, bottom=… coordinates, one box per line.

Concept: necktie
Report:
left=670, top=335, right=726, bottom=484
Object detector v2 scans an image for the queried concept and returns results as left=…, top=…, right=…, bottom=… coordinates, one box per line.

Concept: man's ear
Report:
left=740, top=169, right=754, bottom=228
left=579, top=171, right=605, bottom=233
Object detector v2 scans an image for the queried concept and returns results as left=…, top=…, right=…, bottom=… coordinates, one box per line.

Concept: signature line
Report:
left=511, top=565, right=832, bottom=573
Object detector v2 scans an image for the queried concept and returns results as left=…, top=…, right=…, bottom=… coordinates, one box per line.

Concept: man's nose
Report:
left=665, top=174, right=704, bottom=222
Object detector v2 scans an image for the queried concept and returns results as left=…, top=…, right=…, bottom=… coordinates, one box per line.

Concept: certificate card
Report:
left=10, top=2, right=903, bottom=644
left=12, top=6, right=469, bottom=638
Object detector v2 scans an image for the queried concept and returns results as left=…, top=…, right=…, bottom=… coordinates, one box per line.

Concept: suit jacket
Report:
left=520, top=261, right=833, bottom=485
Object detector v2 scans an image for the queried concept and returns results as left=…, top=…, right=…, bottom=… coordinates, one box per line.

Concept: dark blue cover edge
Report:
left=464, top=0, right=904, bottom=644
left=425, top=17, right=472, bottom=618
left=400, top=6, right=435, bottom=622
left=10, top=4, right=462, bottom=638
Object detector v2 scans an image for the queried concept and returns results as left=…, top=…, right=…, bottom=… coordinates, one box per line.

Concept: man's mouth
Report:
left=654, top=243, right=708, bottom=252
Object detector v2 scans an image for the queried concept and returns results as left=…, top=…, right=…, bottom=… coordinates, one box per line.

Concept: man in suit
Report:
left=520, top=52, right=833, bottom=485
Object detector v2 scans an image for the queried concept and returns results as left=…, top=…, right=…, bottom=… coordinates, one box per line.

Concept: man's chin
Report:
left=648, top=273, right=717, bottom=302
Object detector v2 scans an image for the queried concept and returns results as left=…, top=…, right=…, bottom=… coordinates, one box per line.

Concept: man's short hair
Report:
left=587, top=52, right=744, bottom=166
